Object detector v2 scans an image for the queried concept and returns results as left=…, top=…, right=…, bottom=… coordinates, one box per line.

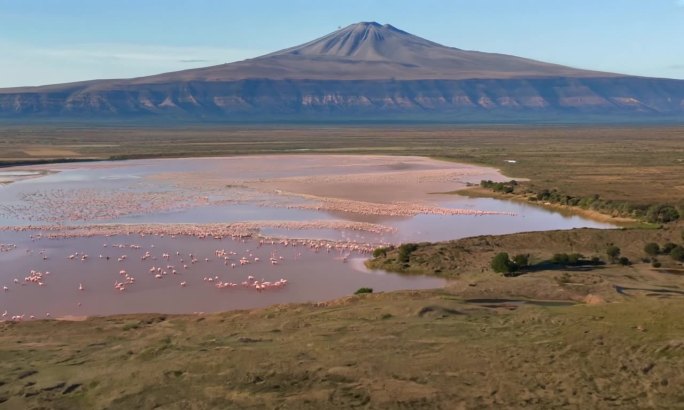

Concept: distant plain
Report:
left=1, top=125, right=682, bottom=207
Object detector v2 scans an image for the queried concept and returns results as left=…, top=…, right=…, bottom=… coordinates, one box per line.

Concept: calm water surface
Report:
left=0, top=156, right=615, bottom=317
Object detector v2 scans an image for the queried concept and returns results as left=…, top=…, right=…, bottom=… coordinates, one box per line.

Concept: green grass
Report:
left=368, top=223, right=684, bottom=277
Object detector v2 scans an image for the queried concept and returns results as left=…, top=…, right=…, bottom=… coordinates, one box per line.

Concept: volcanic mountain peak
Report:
left=266, top=21, right=447, bottom=61
left=2, top=21, right=682, bottom=119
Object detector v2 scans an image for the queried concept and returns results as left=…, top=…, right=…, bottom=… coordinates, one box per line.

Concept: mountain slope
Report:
left=1, top=22, right=682, bottom=120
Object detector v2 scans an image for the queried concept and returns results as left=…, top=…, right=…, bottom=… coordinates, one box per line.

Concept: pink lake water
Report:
left=0, top=155, right=615, bottom=318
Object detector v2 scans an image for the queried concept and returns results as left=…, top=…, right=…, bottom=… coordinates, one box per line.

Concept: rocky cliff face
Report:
left=1, top=22, right=683, bottom=120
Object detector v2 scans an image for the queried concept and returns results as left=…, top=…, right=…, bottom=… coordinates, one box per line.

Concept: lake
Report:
left=0, top=155, right=614, bottom=319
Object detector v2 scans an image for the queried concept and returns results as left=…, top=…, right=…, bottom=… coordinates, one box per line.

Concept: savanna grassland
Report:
left=2, top=292, right=684, bottom=409
left=1, top=124, right=684, bottom=409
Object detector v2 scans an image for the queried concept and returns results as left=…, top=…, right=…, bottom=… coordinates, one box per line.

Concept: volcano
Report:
left=1, top=22, right=683, bottom=120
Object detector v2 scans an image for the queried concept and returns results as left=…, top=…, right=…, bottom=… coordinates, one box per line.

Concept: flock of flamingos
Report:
left=1, top=232, right=373, bottom=321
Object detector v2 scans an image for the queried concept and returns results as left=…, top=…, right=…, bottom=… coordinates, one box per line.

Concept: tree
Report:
left=372, top=247, right=387, bottom=258
left=618, top=256, right=631, bottom=266
left=513, top=254, right=530, bottom=268
left=644, top=242, right=660, bottom=257
left=551, top=253, right=570, bottom=265
left=568, top=253, right=584, bottom=265
left=661, top=242, right=677, bottom=255
left=491, top=252, right=517, bottom=275
left=671, top=246, right=684, bottom=262
left=398, top=243, right=419, bottom=263
left=606, top=245, right=621, bottom=262
left=645, top=204, right=680, bottom=224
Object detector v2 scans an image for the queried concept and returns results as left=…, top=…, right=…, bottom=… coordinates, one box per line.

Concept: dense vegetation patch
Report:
left=480, top=180, right=682, bottom=224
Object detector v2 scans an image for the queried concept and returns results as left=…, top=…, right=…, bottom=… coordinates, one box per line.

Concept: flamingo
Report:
left=78, top=283, right=84, bottom=291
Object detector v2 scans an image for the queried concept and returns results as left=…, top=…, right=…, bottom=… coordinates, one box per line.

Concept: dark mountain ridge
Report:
left=1, top=22, right=682, bottom=120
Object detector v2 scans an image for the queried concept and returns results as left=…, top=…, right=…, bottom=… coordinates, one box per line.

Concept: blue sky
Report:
left=1, top=0, right=683, bottom=87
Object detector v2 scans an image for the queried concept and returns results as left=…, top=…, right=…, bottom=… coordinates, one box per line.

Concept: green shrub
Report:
left=652, top=261, right=662, bottom=268
left=491, top=252, right=517, bottom=275
left=398, top=243, right=419, bottom=263
left=513, top=254, right=530, bottom=267
left=372, top=247, right=387, bottom=258
left=551, top=253, right=570, bottom=265
left=568, top=253, right=584, bottom=264
left=644, top=242, right=660, bottom=257
left=645, top=204, right=680, bottom=224
left=671, top=246, right=684, bottom=262
left=354, top=287, right=373, bottom=295
left=606, top=245, right=621, bottom=261
left=661, top=242, right=677, bottom=255
left=618, top=257, right=631, bottom=266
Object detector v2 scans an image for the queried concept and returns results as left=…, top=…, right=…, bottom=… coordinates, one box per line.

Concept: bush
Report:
left=550, top=253, right=586, bottom=266
left=661, top=242, right=677, bottom=255
left=491, top=252, right=517, bottom=274
left=551, top=253, right=570, bottom=265
left=398, top=243, right=419, bottom=263
left=480, top=180, right=517, bottom=194
left=618, top=257, right=631, bottom=266
left=606, top=245, right=621, bottom=261
left=671, top=246, right=684, bottom=262
left=513, top=254, right=530, bottom=268
left=568, top=253, right=584, bottom=264
left=645, top=204, right=680, bottom=224
left=652, top=261, right=662, bottom=268
left=372, top=247, right=387, bottom=258
left=354, top=287, right=373, bottom=295
left=644, top=242, right=660, bottom=256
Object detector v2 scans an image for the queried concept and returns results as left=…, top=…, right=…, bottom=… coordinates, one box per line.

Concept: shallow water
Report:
left=0, top=232, right=446, bottom=318
left=0, top=155, right=614, bottom=241
left=0, top=155, right=616, bottom=318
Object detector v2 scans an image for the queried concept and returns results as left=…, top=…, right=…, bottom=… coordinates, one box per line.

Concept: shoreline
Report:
left=457, top=186, right=640, bottom=226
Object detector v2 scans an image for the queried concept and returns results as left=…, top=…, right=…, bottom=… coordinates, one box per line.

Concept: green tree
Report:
left=644, top=242, right=660, bottom=257
left=398, top=243, right=419, bottom=263
left=645, top=204, right=680, bottom=224
left=671, top=246, right=684, bottom=262
left=491, top=252, right=516, bottom=274
left=606, top=245, right=621, bottom=262
left=372, top=247, right=387, bottom=258
left=568, top=253, right=584, bottom=265
left=513, top=254, right=530, bottom=268
left=661, top=242, right=677, bottom=255
left=618, top=256, right=631, bottom=266
left=551, top=253, right=570, bottom=265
